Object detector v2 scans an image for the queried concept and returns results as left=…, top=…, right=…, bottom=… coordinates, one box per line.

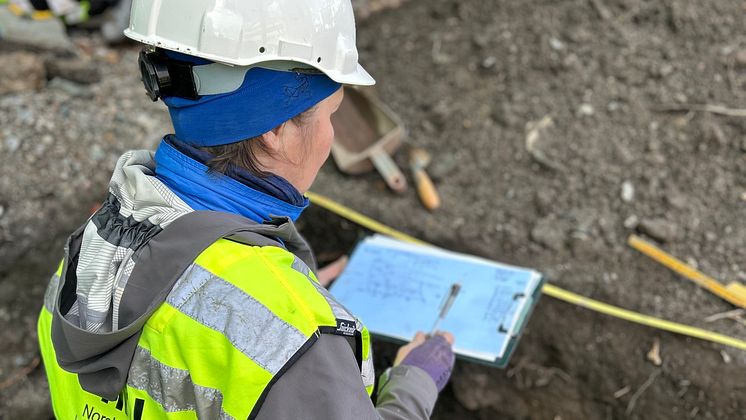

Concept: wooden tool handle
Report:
left=628, top=234, right=746, bottom=308
left=371, top=149, right=408, bottom=193
left=413, top=168, right=440, bottom=210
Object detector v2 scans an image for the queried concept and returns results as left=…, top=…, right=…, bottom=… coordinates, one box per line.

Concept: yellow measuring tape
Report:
left=306, top=191, right=746, bottom=351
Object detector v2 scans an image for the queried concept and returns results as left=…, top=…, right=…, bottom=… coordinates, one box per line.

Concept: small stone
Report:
left=740, top=137, right=746, bottom=153
left=562, top=53, right=581, bottom=71
left=428, top=154, right=458, bottom=181
left=646, top=338, right=662, bottom=366
left=685, top=257, right=698, bottom=270
left=623, top=215, right=639, bottom=229
left=421, top=119, right=436, bottom=133
left=660, top=63, right=674, bottom=77
left=637, top=218, right=680, bottom=243
left=13, top=354, right=27, bottom=367
left=45, top=58, right=102, bottom=84
left=102, top=50, right=122, bottom=65
left=577, top=103, right=594, bottom=117
left=549, top=37, right=565, bottom=51
left=531, top=216, right=567, bottom=251
left=491, top=102, right=518, bottom=127
left=607, top=100, right=623, bottom=112
left=0, top=204, right=4, bottom=219
left=735, top=49, right=746, bottom=68
left=0, top=52, right=46, bottom=95
left=90, top=144, right=105, bottom=162
left=570, top=237, right=601, bottom=258
left=666, top=190, right=688, bottom=209
left=0, top=7, right=74, bottom=52
left=428, top=101, right=450, bottom=129
left=4, top=136, right=22, bottom=153
left=534, top=189, right=555, bottom=215
left=568, top=27, right=592, bottom=43
left=481, top=56, right=497, bottom=69
left=472, top=33, right=490, bottom=49
left=721, top=350, right=732, bottom=364
left=47, top=78, right=94, bottom=99
left=621, top=181, right=635, bottom=203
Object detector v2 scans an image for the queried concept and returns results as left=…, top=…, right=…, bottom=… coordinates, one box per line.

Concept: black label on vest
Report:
left=335, top=319, right=356, bottom=336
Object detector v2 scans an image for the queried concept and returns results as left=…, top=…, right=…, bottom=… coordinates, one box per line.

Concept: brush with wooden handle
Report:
left=409, top=147, right=441, bottom=210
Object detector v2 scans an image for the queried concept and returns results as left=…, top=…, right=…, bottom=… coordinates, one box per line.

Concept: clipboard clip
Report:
left=497, top=293, right=527, bottom=334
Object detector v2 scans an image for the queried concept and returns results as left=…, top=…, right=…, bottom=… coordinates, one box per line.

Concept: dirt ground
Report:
left=314, top=0, right=746, bottom=418
left=1, top=0, right=745, bottom=419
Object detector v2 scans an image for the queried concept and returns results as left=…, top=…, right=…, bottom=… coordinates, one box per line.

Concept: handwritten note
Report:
left=330, top=235, right=542, bottom=361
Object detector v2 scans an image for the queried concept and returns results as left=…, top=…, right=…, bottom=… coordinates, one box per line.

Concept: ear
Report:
left=260, top=124, right=285, bottom=154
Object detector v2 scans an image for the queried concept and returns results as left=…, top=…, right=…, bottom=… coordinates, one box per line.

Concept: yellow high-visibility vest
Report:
left=38, top=239, right=374, bottom=419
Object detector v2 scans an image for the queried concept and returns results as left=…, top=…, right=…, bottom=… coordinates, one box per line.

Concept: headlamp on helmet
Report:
left=138, top=49, right=199, bottom=101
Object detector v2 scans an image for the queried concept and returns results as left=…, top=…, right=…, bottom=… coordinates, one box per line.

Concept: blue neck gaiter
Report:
left=154, top=136, right=309, bottom=223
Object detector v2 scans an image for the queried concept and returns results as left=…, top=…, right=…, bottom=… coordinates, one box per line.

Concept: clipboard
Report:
left=330, top=234, right=545, bottom=368
left=368, top=276, right=546, bottom=368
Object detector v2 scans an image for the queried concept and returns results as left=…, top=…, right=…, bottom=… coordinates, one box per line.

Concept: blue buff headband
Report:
left=162, top=53, right=341, bottom=147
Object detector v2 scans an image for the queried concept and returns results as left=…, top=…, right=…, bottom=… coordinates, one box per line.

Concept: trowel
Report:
left=330, top=87, right=407, bottom=193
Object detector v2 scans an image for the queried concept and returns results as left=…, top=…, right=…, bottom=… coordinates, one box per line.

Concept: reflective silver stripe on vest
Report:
left=128, top=346, right=233, bottom=419
left=316, top=283, right=361, bottom=330
left=166, top=264, right=308, bottom=375
left=290, top=257, right=361, bottom=330
left=290, top=257, right=311, bottom=278
left=362, top=352, right=375, bottom=388
left=291, top=256, right=375, bottom=388
left=44, top=274, right=60, bottom=313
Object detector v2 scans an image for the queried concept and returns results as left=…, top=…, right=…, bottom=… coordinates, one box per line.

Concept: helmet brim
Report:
left=327, top=63, right=376, bottom=86
left=125, top=30, right=376, bottom=87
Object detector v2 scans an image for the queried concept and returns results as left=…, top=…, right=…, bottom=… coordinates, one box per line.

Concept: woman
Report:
left=37, top=0, right=455, bottom=419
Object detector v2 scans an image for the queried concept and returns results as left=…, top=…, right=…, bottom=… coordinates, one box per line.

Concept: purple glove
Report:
left=399, top=335, right=455, bottom=392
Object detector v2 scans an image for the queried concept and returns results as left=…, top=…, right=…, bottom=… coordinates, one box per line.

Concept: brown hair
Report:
left=199, top=108, right=316, bottom=178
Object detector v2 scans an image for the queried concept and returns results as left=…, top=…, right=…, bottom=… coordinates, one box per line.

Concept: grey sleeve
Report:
left=374, top=364, right=439, bottom=420
left=255, top=334, right=438, bottom=420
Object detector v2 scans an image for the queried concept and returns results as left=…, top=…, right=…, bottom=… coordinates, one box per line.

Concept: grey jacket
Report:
left=48, top=150, right=438, bottom=419
left=258, top=334, right=438, bottom=419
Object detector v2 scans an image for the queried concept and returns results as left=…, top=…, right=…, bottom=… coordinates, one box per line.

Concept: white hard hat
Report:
left=123, top=0, right=375, bottom=86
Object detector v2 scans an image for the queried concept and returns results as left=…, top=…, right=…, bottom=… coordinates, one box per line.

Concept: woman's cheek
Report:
left=319, top=120, right=335, bottom=156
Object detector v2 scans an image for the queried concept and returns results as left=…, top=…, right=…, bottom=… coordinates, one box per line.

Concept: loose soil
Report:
left=1, top=0, right=745, bottom=418
left=309, top=0, right=746, bottom=418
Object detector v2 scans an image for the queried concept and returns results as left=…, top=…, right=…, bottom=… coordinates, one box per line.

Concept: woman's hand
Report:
left=316, top=256, right=348, bottom=287
left=394, top=331, right=456, bottom=392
